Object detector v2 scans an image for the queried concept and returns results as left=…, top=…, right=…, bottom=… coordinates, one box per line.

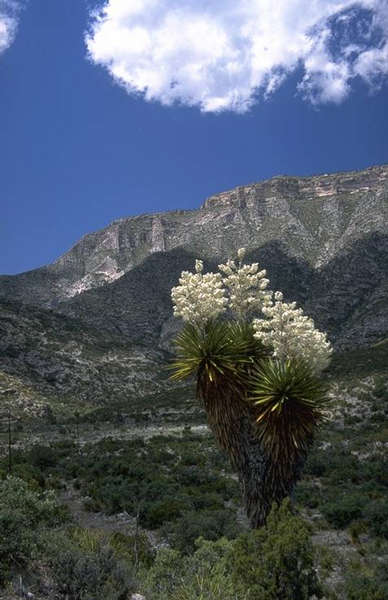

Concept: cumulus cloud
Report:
left=86, top=0, right=388, bottom=112
left=0, top=0, right=19, bottom=55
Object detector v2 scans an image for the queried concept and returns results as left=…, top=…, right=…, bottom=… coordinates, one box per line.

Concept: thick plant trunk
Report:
left=202, top=387, right=302, bottom=528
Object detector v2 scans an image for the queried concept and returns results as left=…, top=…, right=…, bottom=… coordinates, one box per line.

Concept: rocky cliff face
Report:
left=1, top=164, right=387, bottom=414
left=1, top=164, right=387, bottom=308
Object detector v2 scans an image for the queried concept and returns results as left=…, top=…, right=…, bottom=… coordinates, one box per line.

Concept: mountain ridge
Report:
left=1, top=164, right=388, bottom=417
left=1, top=163, right=387, bottom=307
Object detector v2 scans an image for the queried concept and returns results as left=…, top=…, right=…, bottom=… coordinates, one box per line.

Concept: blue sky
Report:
left=1, top=0, right=387, bottom=275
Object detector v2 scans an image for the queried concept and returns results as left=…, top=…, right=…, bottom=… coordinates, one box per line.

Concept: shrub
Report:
left=10, top=462, right=46, bottom=488
left=182, top=488, right=224, bottom=511
left=304, top=450, right=327, bottom=477
left=162, top=508, right=240, bottom=554
left=364, top=500, right=388, bottom=538
left=321, top=492, right=365, bottom=528
left=142, top=547, right=183, bottom=599
left=343, top=559, right=388, bottom=600
left=145, top=501, right=323, bottom=600
left=28, top=444, right=58, bottom=469
left=0, top=476, right=68, bottom=585
left=294, top=481, right=321, bottom=508
left=142, top=540, right=237, bottom=600
left=228, top=500, right=323, bottom=599
left=44, top=529, right=136, bottom=600
left=175, top=464, right=215, bottom=486
left=172, top=538, right=237, bottom=600
left=110, top=531, right=154, bottom=568
left=143, top=498, right=186, bottom=529
left=373, top=376, right=388, bottom=400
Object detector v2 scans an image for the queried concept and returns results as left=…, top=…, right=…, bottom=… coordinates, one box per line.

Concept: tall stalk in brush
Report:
left=170, top=250, right=331, bottom=528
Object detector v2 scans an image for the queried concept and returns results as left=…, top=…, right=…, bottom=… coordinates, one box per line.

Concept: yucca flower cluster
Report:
left=171, top=259, right=227, bottom=325
left=171, top=250, right=332, bottom=373
left=218, top=248, right=272, bottom=318
left=253, top=291, right=332, bottom=375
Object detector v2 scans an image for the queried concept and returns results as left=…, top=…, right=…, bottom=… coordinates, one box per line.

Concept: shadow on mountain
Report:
left=0, top=265, right=63, bottom=306
left=56, top=244, right=315, bottom=345
left=57, top=248, right=215, bottom=344
left=307, top=232, right=388, bottom=348
left=58, top=233, right=388, bottom=351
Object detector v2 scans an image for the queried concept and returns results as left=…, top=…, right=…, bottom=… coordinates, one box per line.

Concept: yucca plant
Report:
left=169, top=252, right=332, bottom=527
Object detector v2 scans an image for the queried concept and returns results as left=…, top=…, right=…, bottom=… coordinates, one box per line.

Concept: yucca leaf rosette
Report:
left=249, top=359, right=328, bottom=480
left=170, top=320, right=266, bottom=397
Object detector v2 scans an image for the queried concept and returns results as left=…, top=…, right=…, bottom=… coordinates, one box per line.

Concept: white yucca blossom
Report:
left=218, top=248, right=272, bottom=318
left=253, top=291, right=332, bottom=374
left=171, top=252, right=332, bottom=373
left=171, top=259, right=227, bottom=324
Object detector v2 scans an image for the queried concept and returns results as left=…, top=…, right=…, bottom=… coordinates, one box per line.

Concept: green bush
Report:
left=142, top=540, right=237, bottom=600
left=10, top=462, right=46, bottom=488
left=364, top=500, right=388, bottom=538
left=175, top=464, right=216, bottom=486
left=321, top=492, right=365, bottom=528
left=294, top=481, right=321, bottom=508
left=144, top=501, right=323, bottom=600
left=373, top=376, right=388, bottom=400
left=344, top=559, right=388, bottom=600
left=44, top=529, right=136, bottom=600
left=142, top=547, right=184, bottom=599
left=144, top=498, right=186, bottom=529
left=228, top=500, right=323, bottom=600
left=0, top=476, right=68, bottom=585
left=182, top=488, right=224, bottom=511
left=28, top=444, right=58, bottom=469
left=162, top=508, right=240, bottom=554
left=304, top=450, right=328, bottom=477
left=171, top=538, right=237, bottom=600
left=110, top=531, right=154, bottom=568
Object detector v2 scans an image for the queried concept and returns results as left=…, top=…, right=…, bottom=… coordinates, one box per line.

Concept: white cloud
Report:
left=0, top=1, right=19, bottom=55
left=86, top=0, right=388, bottom=112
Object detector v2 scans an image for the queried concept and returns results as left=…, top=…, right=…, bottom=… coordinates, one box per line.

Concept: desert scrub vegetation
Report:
left=0, top=476, right=69, bottom=586
left=141, top=500, right=323, bottom=600
left=0, top=421, right=387, bottom=597
left=1, top=358, right=387, bottom=598
left=293, top=381, right=388, bottom=538
left=2, top=410, right=388, bottom=544
left=41, top=527, right=136, bottom=600
left=0, top=478, right=140, bottom=597
left=1, top=432, right=242, bottom=549
left=295, top=439, right=388, bottom=528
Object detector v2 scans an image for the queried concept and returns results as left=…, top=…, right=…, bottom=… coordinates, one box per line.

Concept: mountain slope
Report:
left=0, top=299, right=174, bottom=416
left=1, top=164, right=387, bottom=310
left=1, top=164, right=388, bottom=416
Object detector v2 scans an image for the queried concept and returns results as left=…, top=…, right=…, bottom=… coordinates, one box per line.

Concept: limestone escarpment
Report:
left=1, top=164, right=387, bottom=310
